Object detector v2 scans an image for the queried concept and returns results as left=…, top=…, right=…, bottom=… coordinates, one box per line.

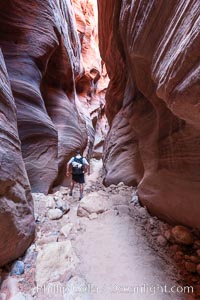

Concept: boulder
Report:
left=11, top=261, right=25, bottom=276
left=77, top=192, right=108, bottom=217
left=36, top=241, right=79, bottom=286
left=47, top=209, right=63, bottom=220
left=171, top=226, right=194, bottom=246
left=45, top=196, right=56, bottom=209
left=55, top=201, right=70, bottom=214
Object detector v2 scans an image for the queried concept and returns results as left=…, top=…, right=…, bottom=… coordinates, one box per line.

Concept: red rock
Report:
left=196, top=264, right=200, bottom=276
left=97, top=0, right=200, bottom=229
left=171, top=226, right=194, bottom=245
left=185, top=262, right=197, bottom=273
left=0, top=50, right=35, bottom=266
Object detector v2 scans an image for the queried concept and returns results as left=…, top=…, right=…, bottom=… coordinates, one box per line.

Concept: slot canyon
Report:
left=0, top=0, right=199, bottom=299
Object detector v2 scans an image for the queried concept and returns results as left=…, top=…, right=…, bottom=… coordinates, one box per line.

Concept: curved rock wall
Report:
left=0, top=0, right=108, bottom=266
left=0, top=0, right=108, bottom=193
left=0, top=50, right=35, bottom=266
left=0, top=0, right=87, bottom=193
left=98, top=0, right=200, bottom=228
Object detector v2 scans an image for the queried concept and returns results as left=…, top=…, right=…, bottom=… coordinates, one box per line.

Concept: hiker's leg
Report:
left=79, top=184, right=84, bottom=199
left=69, top=180, right=75, bottom=196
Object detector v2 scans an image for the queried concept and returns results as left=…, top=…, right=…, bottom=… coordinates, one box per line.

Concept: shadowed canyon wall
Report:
left=98, top=0, right=200, bottom=228
left=0, top=0, right=108, bottom=266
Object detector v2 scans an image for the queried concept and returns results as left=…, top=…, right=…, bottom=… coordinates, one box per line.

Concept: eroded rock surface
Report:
left=0, top=0, right=87, bottom=193
left=0, top=50, right=35, bottom=266
left=98, top=0, right=200, bottom=228
left=36, top=241, right=79, bottom=286
left=0, top=0, right=108, bottom=267
left=0, top=0, right=108, bottom=194
left=77, top=191, right=108, bottom=217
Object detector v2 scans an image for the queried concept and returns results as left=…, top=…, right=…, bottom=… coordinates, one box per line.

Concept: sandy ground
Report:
left=1, top=159, right=196, bottom=300
left=70, top=160, right=186, bottom=300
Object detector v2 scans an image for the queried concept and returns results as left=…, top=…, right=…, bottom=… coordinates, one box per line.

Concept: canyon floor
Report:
left=1, top=160, right=199, bottom=300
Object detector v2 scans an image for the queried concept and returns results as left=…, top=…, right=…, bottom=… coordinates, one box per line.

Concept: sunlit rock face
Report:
left=98, top=0, right=200, bottom=228
left=72, top=0, right=109, bottom=158
left=0, top=50, right=35, bottom=266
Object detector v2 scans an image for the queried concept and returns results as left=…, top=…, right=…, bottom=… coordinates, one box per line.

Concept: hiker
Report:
left=66, top=150, right=90, bottom=200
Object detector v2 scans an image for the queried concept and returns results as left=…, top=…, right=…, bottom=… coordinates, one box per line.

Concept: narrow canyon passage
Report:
left=0, top=0, right=199, bottom=299
left=1, top=142, right=199, bottom=298
left=73, top=167, right=180, bottom=300
left=0, top=160, right=195, bottom=300
left=62, top=162, right=174, bottom=300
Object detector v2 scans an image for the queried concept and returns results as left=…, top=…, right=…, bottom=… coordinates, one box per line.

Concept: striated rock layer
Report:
left=0, top=0, right=108, bottom=193
left=0, top=0, right=108, bottom=266
left=98, top=0, right=200, bottom=228
left=0, top=50, right=35, bottom=266
left=0, top=0, right=87, bottom=193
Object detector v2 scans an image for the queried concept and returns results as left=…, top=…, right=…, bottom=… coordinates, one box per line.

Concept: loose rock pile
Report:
left=130, top=196, right=200, bottom=297
left=0, top=180, right=200, bottom=299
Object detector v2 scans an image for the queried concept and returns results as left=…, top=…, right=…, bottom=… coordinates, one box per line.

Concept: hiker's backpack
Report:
left=71, top=157, right=84, bottom=175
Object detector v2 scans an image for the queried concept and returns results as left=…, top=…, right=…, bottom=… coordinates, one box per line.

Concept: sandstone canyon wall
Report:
left=72, top=0, right=109, bottom=159
left=0, top=50, right=35, bottom=266
left=98, top=0, right=200, bottom=229
left=0, top=0, right=107, bottom=266
left=0, top=0, right=107, bottom=194
left=0, top=0, right=86, bottom=194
